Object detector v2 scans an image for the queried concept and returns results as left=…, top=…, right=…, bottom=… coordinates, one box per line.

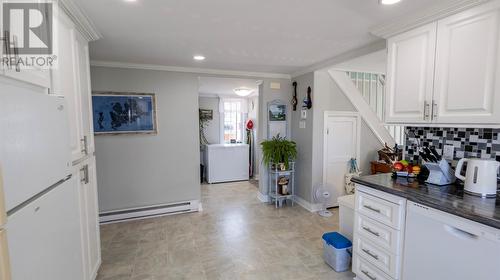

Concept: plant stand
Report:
left=268, top=162, right=295, bottom=208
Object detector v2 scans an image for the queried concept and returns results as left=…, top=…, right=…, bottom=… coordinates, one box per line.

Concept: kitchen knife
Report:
left=419, top=149, right=431, bottom=162
left=429, top=146, right=442, bottom=161
left=423, top=147, right=437, bottom=162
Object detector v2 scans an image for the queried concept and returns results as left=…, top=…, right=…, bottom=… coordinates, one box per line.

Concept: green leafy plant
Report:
left=261, top=134, right=297, bottom=169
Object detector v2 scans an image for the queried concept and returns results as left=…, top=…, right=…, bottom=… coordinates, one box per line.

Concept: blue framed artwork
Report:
left=92, top=92, right=158, bottom=135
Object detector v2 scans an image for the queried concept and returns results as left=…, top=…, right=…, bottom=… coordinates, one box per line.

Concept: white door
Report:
left=433, top=1, right=500, bottom=124
left=385, top=22, right=437, bottom=123
left=7, top=177, right=85, bottom=280
left=323, top=113, right=360, bottom=208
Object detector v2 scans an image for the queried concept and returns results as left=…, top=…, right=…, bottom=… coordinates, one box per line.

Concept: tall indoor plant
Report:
left=261, top=134, right=297, bottom=170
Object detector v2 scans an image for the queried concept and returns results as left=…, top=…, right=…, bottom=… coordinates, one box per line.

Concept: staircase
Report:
left=346, top=72, right=405, bottom=145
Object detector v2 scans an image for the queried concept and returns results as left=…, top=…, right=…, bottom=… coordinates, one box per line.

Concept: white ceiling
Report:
left=332, top=50, right=387, bottom=74
left=198, top=77, right=259, bottom=97
left=75, top=0, right=460, bottom=74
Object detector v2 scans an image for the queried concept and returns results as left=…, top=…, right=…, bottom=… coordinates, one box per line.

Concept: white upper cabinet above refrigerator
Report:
left=385, top=23, right=437, bottom=124
left=433, top=2, right=500, bottom=124
left=385, top=0, right=500, bottom=125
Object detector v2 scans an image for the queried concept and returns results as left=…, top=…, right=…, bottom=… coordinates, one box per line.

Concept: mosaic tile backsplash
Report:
left=405, top=127, right=500, bottom=168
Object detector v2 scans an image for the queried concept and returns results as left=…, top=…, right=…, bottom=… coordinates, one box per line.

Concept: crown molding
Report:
left=370, top=0, right=492, bottom=39
left=90, top=60, right=292, bottom=80
left=291, top=40, right=387, bottom=78
left=59, top=0, right=102, bottom=41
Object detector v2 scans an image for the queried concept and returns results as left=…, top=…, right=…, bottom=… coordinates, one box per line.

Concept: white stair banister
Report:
left=328, top=69, right=396, bottom=147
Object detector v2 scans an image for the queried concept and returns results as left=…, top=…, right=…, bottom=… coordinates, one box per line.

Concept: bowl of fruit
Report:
left=392, top=160, right=421, bottom=178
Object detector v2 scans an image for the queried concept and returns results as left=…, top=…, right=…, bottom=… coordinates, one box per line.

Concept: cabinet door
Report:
left=85, top=159, right=101, bottom=279
left=7, top=177, right=85, bottom=280
left=51, top=9, right=85, bottom=162
left=2, top=1, right=51, bottom=88
left=75, top=32, right=95, bottom=155
left=76, top=159, right=101, bottom=280
left=433, top=2, right=500, bottom=124
left=385, top=23, right=437, bottom=123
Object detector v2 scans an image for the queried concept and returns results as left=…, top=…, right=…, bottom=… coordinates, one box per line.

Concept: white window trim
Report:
left=219, top=98, right=248, bottom=144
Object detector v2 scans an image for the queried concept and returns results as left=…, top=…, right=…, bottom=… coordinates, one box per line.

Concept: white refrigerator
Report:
left=0, top=80, right=84, bottom=280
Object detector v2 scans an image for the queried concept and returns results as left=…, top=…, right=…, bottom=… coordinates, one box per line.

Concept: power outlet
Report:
left=443, top=145, right=454, bottom=160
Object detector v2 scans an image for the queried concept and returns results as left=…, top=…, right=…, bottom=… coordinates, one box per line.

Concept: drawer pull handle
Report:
left=362, top=226, right=380, bottom=237
left=364, top=205, right=381, bottom=213
left=362, top=248, right=379, bottom=260
left=361, top=270, right=377, bottom=280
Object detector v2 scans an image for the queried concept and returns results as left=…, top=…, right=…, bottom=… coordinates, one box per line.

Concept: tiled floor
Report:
left=97, top=181, right=355, bottom=280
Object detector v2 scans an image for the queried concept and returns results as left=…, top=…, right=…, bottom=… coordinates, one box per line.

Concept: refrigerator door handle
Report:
left=0, top=230, right=12, bottom=280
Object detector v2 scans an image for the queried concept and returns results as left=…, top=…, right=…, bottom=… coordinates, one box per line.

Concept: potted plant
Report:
left=261, top=134, right=297, bottom=171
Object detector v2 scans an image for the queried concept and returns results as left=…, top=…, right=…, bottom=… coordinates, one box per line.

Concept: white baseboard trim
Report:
left=257, top=192, right=269, bottom=203
left=294, top=196, right=323, bottom=213
left=90, top=259, right=101, bottom=280
left=99, top=200, right=200, bottom=224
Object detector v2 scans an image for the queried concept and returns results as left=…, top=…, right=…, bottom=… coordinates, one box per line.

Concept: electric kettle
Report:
left=454, top=158, right=500, bottom=197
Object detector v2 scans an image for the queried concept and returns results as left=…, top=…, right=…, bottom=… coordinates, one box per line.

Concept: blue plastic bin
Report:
left=322, top=232, right=352, bottom=272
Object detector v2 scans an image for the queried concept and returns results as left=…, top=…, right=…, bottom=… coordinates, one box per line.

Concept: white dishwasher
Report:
left=205, top=144, right=249, bottom=183
left=403, top=202, right=500, bottom=280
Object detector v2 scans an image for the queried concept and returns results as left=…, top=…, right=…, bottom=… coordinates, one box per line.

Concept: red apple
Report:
left=393, top=162, right=404, bottom=171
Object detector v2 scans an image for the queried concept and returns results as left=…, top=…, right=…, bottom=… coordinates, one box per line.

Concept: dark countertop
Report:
left=351, top=173, right=500, bottom=230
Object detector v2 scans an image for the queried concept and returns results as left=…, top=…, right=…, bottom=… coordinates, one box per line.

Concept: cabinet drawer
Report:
left=356, top=190, right=404, bottom=229
left=353, top=253, right=393, bottom=280
left=354, top=235, right=400, bottom=278
left=355, top=214, right=402, bottom=255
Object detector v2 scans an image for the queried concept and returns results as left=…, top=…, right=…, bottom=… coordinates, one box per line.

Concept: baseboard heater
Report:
left=99, top=200, right=200, bottom=224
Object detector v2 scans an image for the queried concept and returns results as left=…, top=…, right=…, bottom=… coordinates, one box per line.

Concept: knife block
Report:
left=424, top=160, right=456, bottom=186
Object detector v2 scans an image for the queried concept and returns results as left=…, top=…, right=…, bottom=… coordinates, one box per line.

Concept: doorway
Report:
left=198, top=77, right=260, bottom=185
left=323, top=112, right=360, bottom=207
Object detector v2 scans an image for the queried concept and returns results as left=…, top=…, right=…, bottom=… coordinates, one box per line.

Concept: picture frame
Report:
left=92, top=92, right=158, bottom=135
left=199, top=109, right=213, bottom=120
left=269, top=104, right=287, bottom=121
left=267, top=100, right=288, bottom=139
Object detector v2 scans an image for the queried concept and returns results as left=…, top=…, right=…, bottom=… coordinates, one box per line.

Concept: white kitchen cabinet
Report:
left=385, top=0, right=500, bottom=125
left=75, top=31, right=95, bottom=155
left=433, top=1, right=500, bottom=124
left=353, top=185, right=406, bottom=280
left=75, top=158, right=101, bottom=280
left=51, top=8, right=84, bottom=162
left=51, top=8, right=94, bottom=162
left=385, top=23, right=437, bottom=124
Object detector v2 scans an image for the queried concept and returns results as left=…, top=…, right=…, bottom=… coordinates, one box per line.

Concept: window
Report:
left=222, top=100, right=246, bottom=143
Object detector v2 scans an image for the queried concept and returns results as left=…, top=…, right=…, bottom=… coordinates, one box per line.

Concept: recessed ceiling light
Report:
left=124, top=0, right=137, bottom=2
left=380, top=0, right=401, bottom=5
left=234, top=88, right=254, bottom=97
left=193, top=55, right=206, bottom=61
